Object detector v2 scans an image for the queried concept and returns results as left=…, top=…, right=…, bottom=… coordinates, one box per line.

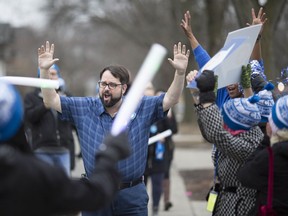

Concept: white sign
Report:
left=187, top=24, right=262, bottom=89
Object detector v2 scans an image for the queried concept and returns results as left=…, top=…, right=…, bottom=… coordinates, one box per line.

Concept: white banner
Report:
left=187, top=24, right=262, bottom=89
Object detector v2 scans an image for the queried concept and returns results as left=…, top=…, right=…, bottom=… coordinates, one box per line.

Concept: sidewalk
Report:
left=173, top=147, right=213, bottom=216
left=147, top=160, right=193, bottom=216
left=72, top=134, right=214, bottom=216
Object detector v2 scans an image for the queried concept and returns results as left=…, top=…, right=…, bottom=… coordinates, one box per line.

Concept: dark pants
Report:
left=82, top=182, right=148, bottom=216
left=151, top=173, right=165, bottom=208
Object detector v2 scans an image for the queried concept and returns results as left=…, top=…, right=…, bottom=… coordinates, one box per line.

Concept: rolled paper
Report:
left=111, top=43, right=167, bottom=136
left=0, top=76, right=60, bottom=89
left=278, top=82, right=285, bottom=92
left=187, top=70, right=200, bottom=90
left=186, top=74, right=200, bottom=90
left=148, top=129, right=172, bottom=145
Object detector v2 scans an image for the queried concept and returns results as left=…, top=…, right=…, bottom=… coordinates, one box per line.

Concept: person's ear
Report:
left=122, top=84, right=127, bottom=95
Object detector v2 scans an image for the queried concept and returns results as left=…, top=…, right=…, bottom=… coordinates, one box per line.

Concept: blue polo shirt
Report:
left=59, top=94, right=166, bottom=181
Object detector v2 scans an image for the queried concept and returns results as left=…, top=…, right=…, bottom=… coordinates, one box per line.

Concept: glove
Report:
left=251, top=73, right=267, bottom=93
left=96, top=131, right=131, bottom=164
left=195, top=70, right=216, bottom=104
left=241, top=64, right=252, bottom=89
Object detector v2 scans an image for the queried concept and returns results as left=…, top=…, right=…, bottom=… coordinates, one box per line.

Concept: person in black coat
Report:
left=237, top=95, right=288, bottom=216
left=0, top=80, right=130, bottom=216
left=187, top=69, right=264, bottom=215
left=143, top=84, right=178, bottom=216
left=24, top=64, right=77, bottom=174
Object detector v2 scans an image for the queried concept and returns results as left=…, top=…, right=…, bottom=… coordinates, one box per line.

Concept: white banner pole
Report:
left=0, top=76, right=60, bottom=89
left=111, top=44, right=167, bottom=136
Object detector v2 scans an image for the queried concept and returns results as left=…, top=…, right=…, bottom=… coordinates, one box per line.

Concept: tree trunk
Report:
left=231, top=0, right=287, bottom=80
left=206, top=0, right=229, bottom=54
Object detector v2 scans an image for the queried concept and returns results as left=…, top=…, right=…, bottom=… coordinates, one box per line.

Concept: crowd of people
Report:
left=184, top=6, right=288, bottom=216
left=0, top=79, right=131, bottom=216
left=0, top=5, right=287, bottom=216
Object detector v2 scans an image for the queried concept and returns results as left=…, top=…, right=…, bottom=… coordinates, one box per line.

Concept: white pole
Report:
left=0, top=76, right=60, bottom=89
left=148, top=129, right=172, bottom=145
left=111, top=44, right=167, bottom=136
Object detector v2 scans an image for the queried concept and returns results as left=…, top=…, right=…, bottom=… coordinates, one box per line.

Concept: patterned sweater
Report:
left=195, top=103, right=264, bottom=216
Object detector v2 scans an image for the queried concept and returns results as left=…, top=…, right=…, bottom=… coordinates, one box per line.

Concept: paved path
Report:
left=173, top=148, right=213, bottom=216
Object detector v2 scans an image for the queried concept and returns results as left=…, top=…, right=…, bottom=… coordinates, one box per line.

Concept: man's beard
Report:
left=100, top=92, right=122, bottom=108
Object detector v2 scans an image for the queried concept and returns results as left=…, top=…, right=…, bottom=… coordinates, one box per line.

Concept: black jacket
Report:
left=0, top=143, right=120, bottom=216
left=24, top=88, right=75, bottom=150
left=237, top=141, right=288, bottom=215
left=145, top=113, right=178, bottom=175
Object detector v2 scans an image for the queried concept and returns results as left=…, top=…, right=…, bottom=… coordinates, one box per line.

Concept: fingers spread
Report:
left=251, top=8, right=256, bottom=19
left=182, top=44, right=186, bottom=54
left=45, top=41, right=50, bottom=52
left=177, top=42, right=182, bottom=54
left=186, top=49, right=190, bottom=58
left=257, top=7, right=263, bottom=18
left=173, top=44, right=177, bottom=56
left=50, top=44, right=55, bottom=55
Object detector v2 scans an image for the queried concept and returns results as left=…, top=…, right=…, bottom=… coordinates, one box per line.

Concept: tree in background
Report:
left=231, top=0, right=287, bottom=80
left=6, top=0, right=288, bottom=124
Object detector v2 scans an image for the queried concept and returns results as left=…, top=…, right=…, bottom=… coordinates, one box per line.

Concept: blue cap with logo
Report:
left=222, top=95, right=261, bottom=130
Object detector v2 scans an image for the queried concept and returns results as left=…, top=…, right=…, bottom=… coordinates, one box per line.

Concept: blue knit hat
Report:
left=257, top=82, right=275, bottom=122
left=0, top=80, right=23, bottom=142
left=271, top=95, right=288, bottom=129
left=37, top=64, right=65, bottom=90
left=222, top=95, right=261, bottom=130
left=250, top=60, right=266, bottom=80
left=37, top=64, right=61, bottom=78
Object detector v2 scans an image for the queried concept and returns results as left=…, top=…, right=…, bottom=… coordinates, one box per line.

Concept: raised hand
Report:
left=38, top=41, right=59, bottom=71
left=180, top=11, right=194, bottom=39
left=168, top=42, right=190, bottom=76
left=250, top=7, right=267, bottom=25
left=247, top=7, right=267, bottom=35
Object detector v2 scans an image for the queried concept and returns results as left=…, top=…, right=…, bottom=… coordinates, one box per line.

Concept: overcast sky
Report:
left=0, top=0, right=46, bottom=29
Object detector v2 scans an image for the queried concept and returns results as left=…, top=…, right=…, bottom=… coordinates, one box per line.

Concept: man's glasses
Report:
left=98, top=81, right=123, bottom=90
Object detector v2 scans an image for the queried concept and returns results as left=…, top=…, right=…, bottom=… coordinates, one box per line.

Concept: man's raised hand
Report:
left=38, top=41, right=59, bottom=71
left=168, top=42, right=190, bottom=76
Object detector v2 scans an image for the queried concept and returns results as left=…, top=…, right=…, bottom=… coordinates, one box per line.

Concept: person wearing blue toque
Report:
left=238, top=94, right=288, bottom=216
left=187, top=69, right=264, bottom=215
